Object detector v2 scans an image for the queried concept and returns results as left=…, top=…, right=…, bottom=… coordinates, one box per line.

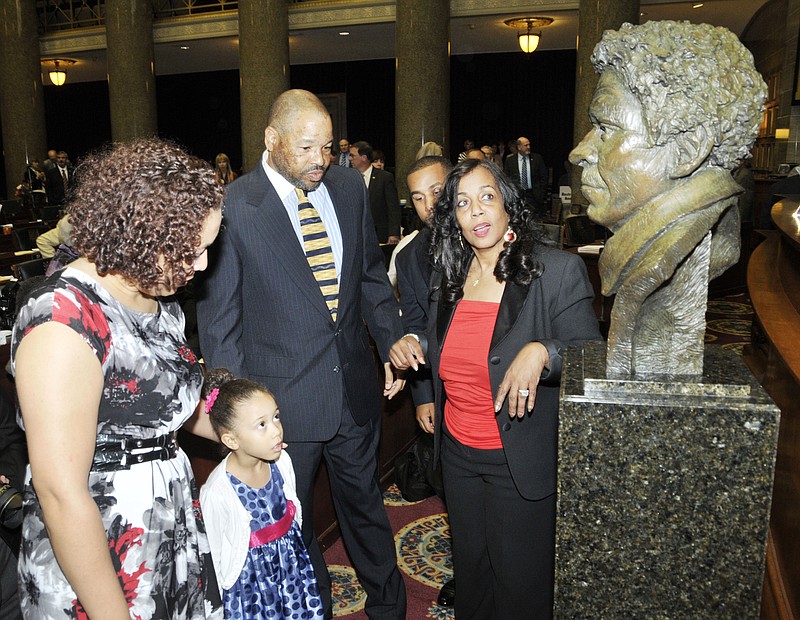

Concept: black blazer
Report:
left=395, top=228, right=434, bottom=406
left=504, top=152, right=548, bottom=205
left=44, top=166, right=73, bottom=205
left=366, top=167, right=401, bottom=241
left=197, top=163, right=404, bottom=442
left=427, top=248, right=601, bottom=500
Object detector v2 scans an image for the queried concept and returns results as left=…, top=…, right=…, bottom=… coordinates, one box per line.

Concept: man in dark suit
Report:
left=332, top=138, right=351, bottom=167
left=504, top=136, right=548, bottom=218
left=349, top=141, right=401, bottom=244
left=44, top=151, right=73, bottom=205
left=196, top=89, right=406, bottom=619
left=394, top=155, right=457, bottom=607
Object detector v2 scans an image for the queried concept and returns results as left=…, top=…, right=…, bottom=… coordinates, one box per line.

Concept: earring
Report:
left=504, top=226, right=517, bottom=243
left=459, top=234, right=465, bottom=250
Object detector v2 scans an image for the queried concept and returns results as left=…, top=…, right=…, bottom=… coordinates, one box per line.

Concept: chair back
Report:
left=11, top=225, right=49, bottom=252
left=0, top=199, right=24, bottom=224
left=36, top=205, right=61, bottom=225
left=13, top=257, right=47, bottom=280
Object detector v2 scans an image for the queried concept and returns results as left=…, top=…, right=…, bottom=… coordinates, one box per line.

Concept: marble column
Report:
left=395, top=0, right=449, bottom=201
left=570, top=0, right=639, bottom=212
left=0, top=0, right=47, bottom=198
left=106, top=0, right=157, bottom=142
left=238, top=0, right=289, bottom=172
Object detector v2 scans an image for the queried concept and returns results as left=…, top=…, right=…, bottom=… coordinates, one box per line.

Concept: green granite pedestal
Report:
left=555, top=341, right=780, bottom=618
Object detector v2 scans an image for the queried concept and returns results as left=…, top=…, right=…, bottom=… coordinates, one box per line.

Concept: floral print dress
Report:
left=11, top=268, right=223, bottom=619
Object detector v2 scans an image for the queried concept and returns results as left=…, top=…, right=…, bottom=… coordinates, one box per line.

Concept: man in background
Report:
left=334, top=138, right=351, bottom=167
left=350, top=140, right=401, bottom=243
left=505, top=136, right=548, bottom=218
left=44, top=151, right=73, bottom=205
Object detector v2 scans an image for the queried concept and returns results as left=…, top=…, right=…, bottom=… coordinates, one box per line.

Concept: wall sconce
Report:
left=41, top=58, right=76, bottom=86
left=504, top=17, right=554, bottom=54
left=775, top=128, right=790, bottom=140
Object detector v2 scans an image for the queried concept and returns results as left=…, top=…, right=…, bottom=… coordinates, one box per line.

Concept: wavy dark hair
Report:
left=430, top=158, right=547, bottom=305
left=202, top=368, right=276, bottom=439
left=67, top=137, right=224, bottom=291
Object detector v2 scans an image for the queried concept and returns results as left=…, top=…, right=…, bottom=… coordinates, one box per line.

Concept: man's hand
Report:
left=389, top=335, right=425, bottom=371
left=386, top=235, right=400, bottom=245
left=383, top=362, right=406, bottom=399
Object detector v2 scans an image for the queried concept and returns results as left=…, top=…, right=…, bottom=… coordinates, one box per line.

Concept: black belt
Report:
left=92, top=432, right=179, bottom=472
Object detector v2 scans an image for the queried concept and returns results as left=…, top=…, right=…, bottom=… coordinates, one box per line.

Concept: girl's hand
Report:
left=493, top=342, right=550, bottom=418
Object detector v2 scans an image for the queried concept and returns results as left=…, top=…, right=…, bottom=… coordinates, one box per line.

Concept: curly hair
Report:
left=67, top=138, right=224, bottom=291
left=430, top=159, right=547, bottom=305
left=591, top=21, right=767, bottom=170
left=202, top=368, right=276, bottom=439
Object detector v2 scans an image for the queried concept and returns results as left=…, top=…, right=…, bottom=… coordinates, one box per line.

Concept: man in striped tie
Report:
left=197, top=89, right=407, bottom=619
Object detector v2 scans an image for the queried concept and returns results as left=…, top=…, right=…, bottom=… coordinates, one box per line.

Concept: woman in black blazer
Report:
left=392, top=158, right=601, bottom=619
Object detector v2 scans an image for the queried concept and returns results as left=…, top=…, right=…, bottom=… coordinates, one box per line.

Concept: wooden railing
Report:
left=745, top=197, right=800, bottom=620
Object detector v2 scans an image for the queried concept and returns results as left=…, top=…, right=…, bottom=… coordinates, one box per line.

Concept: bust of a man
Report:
left=570, top=21, right=766, bottom=376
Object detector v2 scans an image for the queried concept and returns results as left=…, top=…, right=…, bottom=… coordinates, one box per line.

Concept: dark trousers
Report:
left=441, top=429, right=555, bottom=620
left=287, top=408, right=406, bottom=620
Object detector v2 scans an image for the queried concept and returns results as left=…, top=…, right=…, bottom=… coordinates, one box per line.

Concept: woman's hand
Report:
left=494, top=342, right=550, bottom=418
left=389, top=335, right=426, bottom=371
left=416, top=403, right=435, bottom=434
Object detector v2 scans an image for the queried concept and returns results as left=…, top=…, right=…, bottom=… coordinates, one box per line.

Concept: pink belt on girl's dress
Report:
left=248, top=500, right=296, bottom=548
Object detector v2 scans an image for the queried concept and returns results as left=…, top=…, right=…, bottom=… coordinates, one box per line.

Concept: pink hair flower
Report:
left=205, top=388, right=219, bottom=414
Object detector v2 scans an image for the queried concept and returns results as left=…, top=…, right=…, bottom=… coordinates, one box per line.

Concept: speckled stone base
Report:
left=554, top=341, right=780, bottom=619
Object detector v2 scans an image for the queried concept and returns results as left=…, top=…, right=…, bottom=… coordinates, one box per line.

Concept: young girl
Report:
left=199, top=369, right=324, bottom=619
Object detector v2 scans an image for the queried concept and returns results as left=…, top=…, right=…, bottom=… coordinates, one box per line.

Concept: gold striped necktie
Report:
left=295, top=187, right=339, bottom=321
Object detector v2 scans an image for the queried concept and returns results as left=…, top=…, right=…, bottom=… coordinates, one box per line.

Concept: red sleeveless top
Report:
left=440, top=300, right=502, bottom=449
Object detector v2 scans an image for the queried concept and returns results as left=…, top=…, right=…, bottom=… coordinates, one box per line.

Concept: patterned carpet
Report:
left=324, top=293, right=754, bottom=618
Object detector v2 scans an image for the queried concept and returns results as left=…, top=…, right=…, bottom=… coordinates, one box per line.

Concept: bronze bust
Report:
left=570, top=21, right=767, bottom=376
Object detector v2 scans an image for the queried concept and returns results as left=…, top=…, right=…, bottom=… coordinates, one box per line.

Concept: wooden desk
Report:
left=744, top=198, right=800, bottom=620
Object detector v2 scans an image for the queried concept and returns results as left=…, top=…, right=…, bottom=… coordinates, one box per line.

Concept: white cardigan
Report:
left=200, top=451, right=302, bottom=593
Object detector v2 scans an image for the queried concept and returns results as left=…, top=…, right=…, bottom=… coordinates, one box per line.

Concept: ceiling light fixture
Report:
left=504, top=17, right=554, bottom=54
left=41, top=58, right=76, bottom=86
left=692, top=3, right=704, bottom=8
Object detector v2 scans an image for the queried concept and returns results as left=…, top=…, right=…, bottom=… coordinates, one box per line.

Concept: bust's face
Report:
left=570, top=71, right=679, bottom=232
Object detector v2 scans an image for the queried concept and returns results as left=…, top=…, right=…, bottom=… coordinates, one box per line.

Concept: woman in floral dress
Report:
left=12, top=138, right=225, bottom=619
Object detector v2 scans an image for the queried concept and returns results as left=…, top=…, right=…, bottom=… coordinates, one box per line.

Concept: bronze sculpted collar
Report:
left=598, top=167, right=742, bottom=298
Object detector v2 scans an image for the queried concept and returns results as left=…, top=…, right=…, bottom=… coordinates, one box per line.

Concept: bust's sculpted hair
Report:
left=592, top=21, right=767, bottom=170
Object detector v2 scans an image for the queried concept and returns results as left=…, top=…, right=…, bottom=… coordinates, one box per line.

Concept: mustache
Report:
left=304, top=164, right=327, bottom=173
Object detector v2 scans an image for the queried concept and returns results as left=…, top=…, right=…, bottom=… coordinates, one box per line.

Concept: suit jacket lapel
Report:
left=324, top=170, right=358, bottom=313
left=490, top=281, right=528, bottom=351
left=247, top=165, right=335, bottom=322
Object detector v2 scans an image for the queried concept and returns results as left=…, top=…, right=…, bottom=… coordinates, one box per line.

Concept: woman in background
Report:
left=214, top=152, right=238, bottom=186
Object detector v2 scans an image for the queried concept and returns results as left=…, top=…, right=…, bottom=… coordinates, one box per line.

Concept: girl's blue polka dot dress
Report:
left=224, top=464, right=323, bottom=619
